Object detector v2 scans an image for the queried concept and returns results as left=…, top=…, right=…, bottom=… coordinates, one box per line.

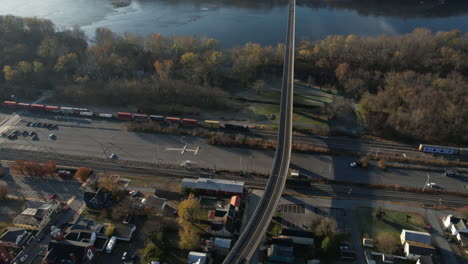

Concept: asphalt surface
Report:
left=224, top=1, right=295, bottom=262
left=1, top=111, right=467, bottom=192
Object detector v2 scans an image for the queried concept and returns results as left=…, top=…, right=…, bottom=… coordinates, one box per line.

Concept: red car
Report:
left=49, top=194, right=57, bottom=199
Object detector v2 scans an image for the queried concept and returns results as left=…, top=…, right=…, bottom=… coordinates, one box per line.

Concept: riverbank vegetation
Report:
left=1, top=15, right=467, bottom=144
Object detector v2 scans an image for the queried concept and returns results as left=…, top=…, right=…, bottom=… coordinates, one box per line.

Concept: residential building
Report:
left=45, top=239, right=97, bottom=264
left=267, top=238, right=294, bottom=264
left=280, top=228, right=315, bottom=245
left=417, top=255, right=435, bottom=264
left=0, top=227, right=32, bottom=251
left=83, top=189, right=113, bottom=209
left=13, top=203, right=60, bottom=231
left=442, top=215, right=468, bottom=236
left=457, top=232, right=468, bottom=247
left=0, top=244, right=13, bottom=264
left=142, top=195, right=167, bottom=210
left=187, top=251, right=210, bottom=264
left=181, top=178, right=244, bottom=196
left=404, top=242, right=436, bottom=260
left=400, top=229, right=432, bottom=245
left=113, top=226, right=136, bottom=241
left=213, top=237, right=231, bottom=256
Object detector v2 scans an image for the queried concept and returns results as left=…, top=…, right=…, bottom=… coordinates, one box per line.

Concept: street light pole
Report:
left=422, top=172, right=430, bottom=191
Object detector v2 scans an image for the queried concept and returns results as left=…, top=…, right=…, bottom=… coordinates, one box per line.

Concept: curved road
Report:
left=223, top=1, right=296, bottom=262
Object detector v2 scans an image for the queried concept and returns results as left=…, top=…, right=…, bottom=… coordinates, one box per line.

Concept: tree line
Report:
left=1, top=15, right=467, bottom=143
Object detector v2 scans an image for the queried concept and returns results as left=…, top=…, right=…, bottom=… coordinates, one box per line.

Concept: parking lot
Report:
left=0, top=171, right=82, bottom=201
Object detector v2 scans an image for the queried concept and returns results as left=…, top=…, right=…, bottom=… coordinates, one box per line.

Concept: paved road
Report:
left=224, top=1, right=295, bottom=262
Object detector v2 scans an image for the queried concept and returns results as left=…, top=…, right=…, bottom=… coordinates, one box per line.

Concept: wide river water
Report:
left=2, top=0, right=468, bottom=47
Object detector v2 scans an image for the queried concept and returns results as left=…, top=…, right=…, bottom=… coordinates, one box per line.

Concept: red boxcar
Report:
left=17, top=103, right=31, bottom=109
left=182, top=118, right=198, bottom=126
left=45, top=106, right=60, bottom=112
left=132, top=114, right=148, bottom=120
left=3, top=101, right=17, bottom=108
left=117, top=112, right=132, bottom=120
left=165, top=117, right=181, bottom=124
left=31, top=104, right=45, bottom=111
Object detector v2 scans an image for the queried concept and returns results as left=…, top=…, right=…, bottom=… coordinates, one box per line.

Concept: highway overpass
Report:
left=223, top=0, right=296, bottom=262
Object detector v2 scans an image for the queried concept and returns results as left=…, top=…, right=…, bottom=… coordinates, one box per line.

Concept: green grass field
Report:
left=356, top=207, right=426, bottom=239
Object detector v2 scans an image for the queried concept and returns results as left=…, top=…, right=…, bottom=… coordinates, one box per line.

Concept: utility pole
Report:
left=422, top=172, right=430, bottom=191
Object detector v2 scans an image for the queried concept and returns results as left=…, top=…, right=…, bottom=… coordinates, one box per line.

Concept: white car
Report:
left=109, top=153, right=117, bottom=159
left=48, top=133, right=56, bottom=140
left=350, top=162, right=358, bottom=168
left=20, top=254, right=28, bottom=262
left=426, top=182, right=437, bottom=188
left=122, top=251, right=128, bottom=260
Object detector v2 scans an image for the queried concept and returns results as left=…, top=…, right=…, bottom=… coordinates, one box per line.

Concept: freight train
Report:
left=1, top=101, right=249, bottom=131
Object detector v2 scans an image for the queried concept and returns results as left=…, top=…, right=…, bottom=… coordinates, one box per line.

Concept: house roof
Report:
left=69, top=215, right=104, bottom=234
left=214, top=237, right=231, bottom=249
left=47, top=239, right=93, bottom=263
left=144, top=195, right=166, bottom=208
left=230, top=195, right=241, bottom=207
left=214, top=209, right=227, bottom=218
left=281, top=228, right=314, bottom=238
left=13, top=214, right=41, bottom=227
left=181, top=178, right=244, bottom=194
left=154, top=189, right=179, bottom=200
left=0, top=227, right=31, bottom=245
left=406, top=242, right=436, bottom=256
left=418, top=255, right=434, bottom=264
left=113, top=226, right=136, bottom=240
left=188, top=251, right=208, bottom=264
left=402, top=229, right=432, bottom=244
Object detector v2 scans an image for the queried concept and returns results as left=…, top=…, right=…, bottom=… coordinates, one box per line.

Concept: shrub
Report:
left=377, top=159, right=387, bottom=170
left=144, top=243, right=164, bottom=262
left=75, top=167, right=92, bottom=182
left=358, top=157, right=369, bottom=168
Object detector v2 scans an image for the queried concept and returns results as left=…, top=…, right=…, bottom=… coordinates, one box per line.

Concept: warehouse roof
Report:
left=181, top=178, right=244, bottom=194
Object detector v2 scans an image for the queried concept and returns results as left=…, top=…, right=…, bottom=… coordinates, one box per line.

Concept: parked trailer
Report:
left=418, top=144, right=458, bottom=155
left=18, top=103, right=31, bottom=109
left=31, top=104, right=45, bottom=111
left=203, top=120, right=220, bottom=128
left=165, top=117, right=181, bottom=124
left=117, top=112, right=133, bottom=120
left=79, top=111, right=94, bottom=116
left=149, top=115, right=165, bottom=122
left=132, top=114, right=148, bottom=120
left=182, top=118, right=198, bottom=126
left=45, top=106, right=60, bottom=112
left=3, top=101, right=18, bottom=108
left=98, top=113, right=113, bottom=118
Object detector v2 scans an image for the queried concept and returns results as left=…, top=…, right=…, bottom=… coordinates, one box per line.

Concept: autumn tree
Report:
left=153, top=60, right=173, bottom=80
left=75, top=167, right=92, bottom=182
left=311, top=217, right=338, bottom=237
left=376, top=232, right=399, bottom=254
left=178, top=223, right=200, bottom=250
left=0, top=186, right=10, bottom=200
left=178, top=193, right=201, bottom=223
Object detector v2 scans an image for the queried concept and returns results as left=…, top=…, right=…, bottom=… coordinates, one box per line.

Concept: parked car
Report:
left=350, top=161, right=360, bottom=168
left=22, top=130, right=29, bottom=136
left=444, top=170, right=466, bottom=178
left=426, top=182, right=437, bottom=188
left=20, top=255, right=28, bottom=262
left=29, top=131, right=37, bottom=136
left=49, top=194, right=57, bottom=199
left=31, top=135, right=39, bottom=140
left=58, top=170, right=71, bottom=177
left=122, top=252, right=128, bottom=260
left=48, top=133, right=56, bottom=140
left=109, top=153, right=117, bottom=159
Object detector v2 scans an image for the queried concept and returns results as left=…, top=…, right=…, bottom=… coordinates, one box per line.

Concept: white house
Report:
left=443, top=215, right=468, bottom=236
left=404, top=242, right=436, bottom=260
left=400, top=229, right=432, bottom=245
left=188, top=251, right=210, bottom=264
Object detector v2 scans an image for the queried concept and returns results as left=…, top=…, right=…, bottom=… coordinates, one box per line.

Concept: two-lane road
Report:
left=223, top=0, right=296, bottom=262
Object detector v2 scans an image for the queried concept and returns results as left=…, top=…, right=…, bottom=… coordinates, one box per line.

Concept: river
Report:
left=1, top=0, right=468, bottom=47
